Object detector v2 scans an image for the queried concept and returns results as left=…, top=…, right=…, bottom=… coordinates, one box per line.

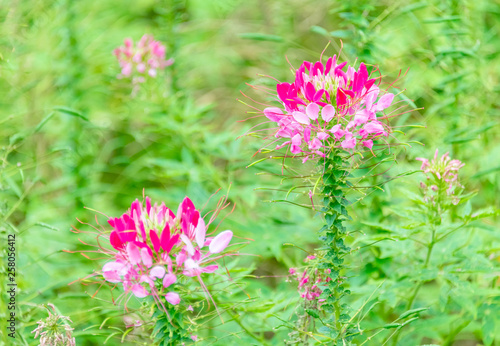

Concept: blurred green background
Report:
left=1, top=0, right=499, bottom=345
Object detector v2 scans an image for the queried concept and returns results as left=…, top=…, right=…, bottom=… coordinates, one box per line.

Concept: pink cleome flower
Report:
left=416, top=149, right=465, bottom=205
left=262, top=54, right=395, bottom=162
left=289, top=257, right=332, bottom=302
left=113, top=35, right=173, bottom=83
left=101, top=196, right=233, bottom=309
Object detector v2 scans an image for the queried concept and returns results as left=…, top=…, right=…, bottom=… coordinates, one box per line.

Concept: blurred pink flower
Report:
left=113, top=35, right=173, bottom=84
left=416, top=149, right=465, bottom=205
left=289, top=257, right=332, bottom=302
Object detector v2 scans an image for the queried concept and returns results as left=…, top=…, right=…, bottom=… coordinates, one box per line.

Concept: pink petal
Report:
left=291, top=133, right=302, bottom=146
left=121, top=230, right=137, bottom=243
left=160, top=224, right=171, bottom=252
left=362, top=140, right=373, bottom=149
left=306, top=103, right=320, bottom=120
left=329, top=124, right=341, bottom=134
left=202, top=264, right=219, bottom=273
left=374, top=93, right=394, bottom=111
left=126, top=242, right=141, bottom=265
left=209, top=230, right=233, bottom=254
left=165, top=292, right=180, bottom=305
left=165, top=234, right=180, bottom=254
left=103, top=261, right=124, bottom=272
left=150, top=229, right=161, bottom=252
left=195, top=217, right=206, bottom=248
left=150, top=266, right=166, bottom=279
left=131, top=284, right=148, bottom=298
left=317, top=132, right=329, bottom=140
left=145, top=196, right=152, bottom=215
left=180, top=234, right=195, bottom=256
left=305, top=82, right=316, bottom=101
left=308, top=137, right=322, bottom=150
left=137, top=63, right=146, bottom=73
left=110, top=231, right=124, bottom=250
left=264, top=107, right=284, bottom=122
left=303, top=127, right=311, bottom=143
left=321, top=105, right=335, bottom=122
left=140, top=248, right=152, bottom=268
left=163, top=273, right=177, bottom=288
left=292, top=111, right=310, bottom=125
left=103, top=271, right=121, bottom=283
left=341, top=137, right=357, bottom=149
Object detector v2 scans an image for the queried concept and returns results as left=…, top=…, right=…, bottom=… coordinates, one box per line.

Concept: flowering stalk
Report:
left=243, top=50, right=406, bottom=344
left=391, top=150, right=465, bottom=345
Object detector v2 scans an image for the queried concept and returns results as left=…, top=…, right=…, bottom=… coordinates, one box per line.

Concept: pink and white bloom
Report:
left=113, top=35, right=173, bottom=86
left=261, top=54, right=396, bottom=161
left=99, top=196, right=235, bottom=310
left=416, top=149, right=465, bottom=206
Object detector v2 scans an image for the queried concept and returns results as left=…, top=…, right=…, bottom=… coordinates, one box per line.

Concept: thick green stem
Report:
left=319, top=150, right=352, bottom=343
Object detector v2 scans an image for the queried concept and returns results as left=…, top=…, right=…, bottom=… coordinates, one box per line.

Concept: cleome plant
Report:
left=13, top=17, right=496, bottom=345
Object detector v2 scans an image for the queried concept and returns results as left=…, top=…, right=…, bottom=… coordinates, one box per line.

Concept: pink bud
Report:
left=165, top=292, right=180, bottom=305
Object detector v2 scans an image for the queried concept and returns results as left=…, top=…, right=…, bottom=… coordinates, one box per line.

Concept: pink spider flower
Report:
left=289, top=257, right=332, bottom=302
left=99, top=196, right=234, bottom=311
left=416, top=149, right=465, bottom=206
left=261, top=53, right=396, bottom=162
left=113, top=35, right=173, bottom=83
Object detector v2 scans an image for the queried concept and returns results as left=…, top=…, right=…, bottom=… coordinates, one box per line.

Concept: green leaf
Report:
left=239, top=33, right=284, bottom=42
left=318, top=326, right=331, bottom=334
left=306, top=308, right=320, bottom=318
left=329, top=30, right=353, bottom=38
left=53, top=106, right=89, bottom=121
left=469, top=207, right=499, bottom=221
left=310, top=25, right=330, bottom=37
left=397, top=307, right=428, bottom=320
left=325, top=213, right=336, bottom=227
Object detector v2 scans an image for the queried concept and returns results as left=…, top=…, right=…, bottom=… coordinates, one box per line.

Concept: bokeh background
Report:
left=1, top=0, right=499, bottom=345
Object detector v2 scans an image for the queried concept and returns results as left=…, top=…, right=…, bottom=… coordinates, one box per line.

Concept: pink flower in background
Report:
left=260, top=54, right=396, bottom=161
left=113, top=35, right=173, bottom=85
left=416, top=149, right=465, bottom=205
left=99, top=195, right=234, bottom=310
left=289, top=256, right=332, bottom=302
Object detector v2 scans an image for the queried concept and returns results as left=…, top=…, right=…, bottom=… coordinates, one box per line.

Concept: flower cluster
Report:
left=101, top=196, right=233, bottom=309
left=416, top=149, right=465, bottom=206
left=289, top=256, right=331, bottom=301
left=263, top=54, right=395, bottom=162
left=32, top=304, right=75, bottom=346
left=113, top=35, right=173, bottom=84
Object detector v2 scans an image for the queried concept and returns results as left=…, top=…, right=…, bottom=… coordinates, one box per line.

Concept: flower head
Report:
left=261, top=54, right=395, bottom=162
left=289, top=257, right=331, bottom=302
left=416, top=149, right=465, bottom=206
left=113, top=35, right=173, bottom=85
left=32, top=304, right=75, bottom=346
left=98, top=196, right=234, bottom=310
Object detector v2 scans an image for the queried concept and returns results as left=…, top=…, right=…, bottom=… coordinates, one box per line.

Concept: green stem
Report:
left=391, top=227, right=436, bottom=345
left=228, top=310, right=271, bottom=346
left=443, top=318, right=471, bottom=346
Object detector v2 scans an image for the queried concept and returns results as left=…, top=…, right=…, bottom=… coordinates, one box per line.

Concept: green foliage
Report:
left=0, top=0, right=498, bottom=345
